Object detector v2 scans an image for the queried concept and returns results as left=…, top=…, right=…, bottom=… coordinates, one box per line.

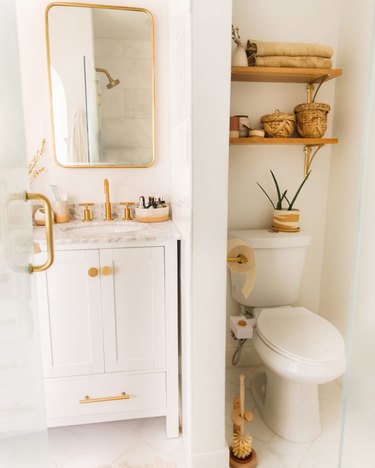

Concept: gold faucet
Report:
left=104, top=179, right=112, bottom=220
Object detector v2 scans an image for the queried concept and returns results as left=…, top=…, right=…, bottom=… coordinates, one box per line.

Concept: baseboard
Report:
left=225, top=342, right=262, bottom=368
left=191, top=446, right=229, bottom=468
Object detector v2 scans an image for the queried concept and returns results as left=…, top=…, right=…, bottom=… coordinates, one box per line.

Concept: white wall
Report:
left=168, top=0, right=193, bottom=462
left=49, top=7, right=94, bottom=144
left=227, top=0, right=341, bottom=363
left=189, top=1, right=232, bottom=466
left=169, top=0, right=233, bottom=465
left=169, top=0, right=234, bottom=463
left=15, top=0, right=170, bottom=205
left=48, top=6, right=94, bottom=164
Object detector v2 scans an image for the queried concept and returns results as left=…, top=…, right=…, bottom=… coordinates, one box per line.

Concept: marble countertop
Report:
left=33, top=219, right=181, bottom=249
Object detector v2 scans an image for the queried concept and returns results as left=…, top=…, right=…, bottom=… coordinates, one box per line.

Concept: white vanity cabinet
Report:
left=101, top=247, right=166, bottom=374
left=37, top=249, right=104, bottom=378
left=35, top=237, right=179, bottom=438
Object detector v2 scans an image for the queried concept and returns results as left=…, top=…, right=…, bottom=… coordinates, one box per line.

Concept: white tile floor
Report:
left=48, top=366, right=343, bottom=468
left=226, top=365, right=343, bottom=468
left=48, top=417, right=186, bottom=468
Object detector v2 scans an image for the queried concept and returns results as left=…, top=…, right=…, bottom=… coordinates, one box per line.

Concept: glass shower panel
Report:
left=84, top=56, right=102, bottom=163
left=0, top=0, right=48, bottom=466
left=339, top=11, right=375, bottom=467
left=339, top=178, right=375, bottom=467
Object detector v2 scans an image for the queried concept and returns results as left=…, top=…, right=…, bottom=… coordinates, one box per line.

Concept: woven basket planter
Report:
left=294, top=102, right=330, bottom=138
left=260, top=110, right=295, bottom=138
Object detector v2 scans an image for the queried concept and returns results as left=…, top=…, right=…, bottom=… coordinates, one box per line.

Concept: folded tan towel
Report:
left=250, top=56, right=333, bottom=69
left=249, top=40, right=333, bottom=58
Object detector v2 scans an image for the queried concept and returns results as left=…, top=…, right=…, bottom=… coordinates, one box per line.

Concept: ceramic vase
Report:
left=272, top=209, right=300, bottom=232
left=232, top=44, right=248, bottom=66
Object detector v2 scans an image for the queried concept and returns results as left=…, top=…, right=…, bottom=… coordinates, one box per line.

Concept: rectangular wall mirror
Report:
left=46, top=2, right=155, bottom=168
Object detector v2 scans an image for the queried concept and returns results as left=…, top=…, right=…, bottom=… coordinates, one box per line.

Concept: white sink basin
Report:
left=63, top=223, right=143, bottom=236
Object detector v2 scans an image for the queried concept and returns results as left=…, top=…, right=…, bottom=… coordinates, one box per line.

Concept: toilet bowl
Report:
left=228, top=229, right=346, bottom=442
left=251, top=306, right=345, bottom=442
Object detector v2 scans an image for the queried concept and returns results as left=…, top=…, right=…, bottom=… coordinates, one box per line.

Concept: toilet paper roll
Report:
left=227, top=239, right=256, bottom=299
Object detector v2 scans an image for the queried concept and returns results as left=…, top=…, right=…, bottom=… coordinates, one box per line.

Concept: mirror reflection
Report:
left=46, top=4, right=155, bottom=168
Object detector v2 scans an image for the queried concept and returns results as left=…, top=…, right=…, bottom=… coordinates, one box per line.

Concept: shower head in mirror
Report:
left=95, top=67, right=120, bottom=89
left=107, top=78, right=120, bottom=89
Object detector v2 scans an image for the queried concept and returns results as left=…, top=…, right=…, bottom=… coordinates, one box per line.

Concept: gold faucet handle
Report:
left=79, top=203, right=94, bottom=222
left=120, top=202, right=135, bottom=221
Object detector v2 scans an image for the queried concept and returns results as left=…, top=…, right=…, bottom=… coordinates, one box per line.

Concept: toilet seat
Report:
left=256, top=306, right=345, bottom=366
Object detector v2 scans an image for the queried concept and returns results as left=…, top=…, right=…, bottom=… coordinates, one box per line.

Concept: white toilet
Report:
left=229, top=229, right=345, bottom=442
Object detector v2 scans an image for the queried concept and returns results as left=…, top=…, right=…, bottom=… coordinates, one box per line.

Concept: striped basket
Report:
left=272, top=209, right=300, bottom=232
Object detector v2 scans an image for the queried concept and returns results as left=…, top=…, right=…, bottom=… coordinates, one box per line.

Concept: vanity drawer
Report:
left=44, top=372, right=166, bottom=425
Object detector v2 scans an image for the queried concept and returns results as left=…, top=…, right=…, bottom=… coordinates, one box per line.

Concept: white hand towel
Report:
left=69, top=109, right=89, bottom=163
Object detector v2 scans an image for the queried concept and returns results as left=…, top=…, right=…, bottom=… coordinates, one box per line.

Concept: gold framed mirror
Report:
left=45, top=2, right=155, bottom=168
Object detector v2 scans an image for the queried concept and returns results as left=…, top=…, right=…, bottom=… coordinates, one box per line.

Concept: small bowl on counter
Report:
left=134, top=205, right=169, bottom=223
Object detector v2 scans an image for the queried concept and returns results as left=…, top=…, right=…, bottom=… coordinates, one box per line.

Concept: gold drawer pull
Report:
left=101, top=266, right=113, bottom=276
left=80, top=392, right=129, bottom=404
left=88, top=267, right=99, bottom=277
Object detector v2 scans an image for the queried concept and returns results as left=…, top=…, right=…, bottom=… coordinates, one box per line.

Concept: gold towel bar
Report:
left=80, top=392, right=129, bottom=404
left=26, top=192, right=54, bottom=273
left=227, top=254, right=248, bottom=265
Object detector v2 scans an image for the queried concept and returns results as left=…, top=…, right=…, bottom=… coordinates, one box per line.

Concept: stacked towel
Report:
left=246, top=40, right=333, bottom=68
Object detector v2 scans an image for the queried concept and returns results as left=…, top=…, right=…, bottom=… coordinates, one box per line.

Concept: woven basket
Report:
left=294, top=103, right=330, bottom=138
left=260, top=110, right=295, bottom=138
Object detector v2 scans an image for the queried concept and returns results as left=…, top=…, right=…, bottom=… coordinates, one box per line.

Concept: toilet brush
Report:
left=230, top=374, right=257, bottom=468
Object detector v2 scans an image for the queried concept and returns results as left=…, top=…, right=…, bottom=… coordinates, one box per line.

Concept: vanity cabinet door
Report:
left=36, top=250, right=104, bottom=378
left=101, top=247, right=166, bottom=373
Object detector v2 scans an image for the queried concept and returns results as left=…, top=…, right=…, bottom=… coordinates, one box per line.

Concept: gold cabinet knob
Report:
left=88, top=267, right=99, bottom=277
left=101, top=266, right=113, bottom=276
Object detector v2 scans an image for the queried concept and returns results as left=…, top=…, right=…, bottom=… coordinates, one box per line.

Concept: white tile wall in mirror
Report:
left=46, top=4, right=155, bottom=168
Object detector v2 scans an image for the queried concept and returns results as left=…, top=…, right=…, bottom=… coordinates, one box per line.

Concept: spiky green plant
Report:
left=257, top=170, right=311, bottom=211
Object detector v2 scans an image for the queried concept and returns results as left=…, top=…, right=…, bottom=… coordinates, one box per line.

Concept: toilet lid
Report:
left=256, top=307, right=344, bottom=365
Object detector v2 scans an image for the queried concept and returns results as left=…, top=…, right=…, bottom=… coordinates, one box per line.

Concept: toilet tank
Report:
left=228, top=229, right=311, bottom=307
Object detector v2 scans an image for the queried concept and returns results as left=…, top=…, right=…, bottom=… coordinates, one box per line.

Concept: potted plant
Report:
left=257, top=170, right=311, bottom=232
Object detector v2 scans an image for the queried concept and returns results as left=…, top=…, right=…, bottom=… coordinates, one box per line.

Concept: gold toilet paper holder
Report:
left=227, top=254, right=248, bottom=264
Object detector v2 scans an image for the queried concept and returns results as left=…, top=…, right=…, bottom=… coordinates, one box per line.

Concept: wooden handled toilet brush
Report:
left=230, top=374, right=257, bottom=467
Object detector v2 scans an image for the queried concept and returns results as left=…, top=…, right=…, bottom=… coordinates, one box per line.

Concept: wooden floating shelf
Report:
left=231, top=66, right=342, bottom=84
left=230, top=137, right=338, bottom=145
